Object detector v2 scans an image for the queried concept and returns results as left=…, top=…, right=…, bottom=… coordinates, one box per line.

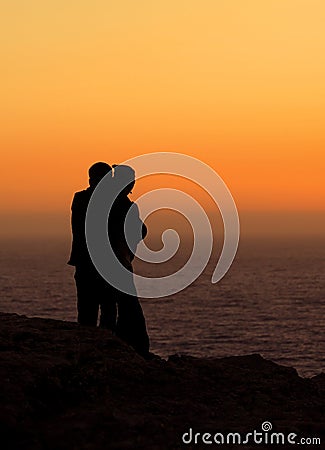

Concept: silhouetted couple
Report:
left=68, top=162, right=150, bottom=357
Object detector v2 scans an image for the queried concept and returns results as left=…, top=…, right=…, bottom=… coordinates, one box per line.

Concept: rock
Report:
left=0, top=312, right=324, bottom=449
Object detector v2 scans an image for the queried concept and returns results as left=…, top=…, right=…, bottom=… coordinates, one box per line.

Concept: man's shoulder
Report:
left=72, top=188, right=93, bottom=207
left=74, top=187, right=92, bottom=197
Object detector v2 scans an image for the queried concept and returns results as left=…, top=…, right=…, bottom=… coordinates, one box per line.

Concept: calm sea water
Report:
left=0, top=236, right=324, bottom=377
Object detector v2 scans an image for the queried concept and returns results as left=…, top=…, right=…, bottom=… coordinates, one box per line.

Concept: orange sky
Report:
left=1, top=1, right=324, bottom=236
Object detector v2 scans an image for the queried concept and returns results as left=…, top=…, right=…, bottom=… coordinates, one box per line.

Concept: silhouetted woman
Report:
left=109, top=164, right=150, bottom=357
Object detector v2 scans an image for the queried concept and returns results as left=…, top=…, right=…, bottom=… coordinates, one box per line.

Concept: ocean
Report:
left=0, top=235, right=324, bottom=377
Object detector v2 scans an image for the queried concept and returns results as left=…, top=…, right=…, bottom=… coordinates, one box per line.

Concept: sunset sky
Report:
left=1, top=1, right=324, bottom=237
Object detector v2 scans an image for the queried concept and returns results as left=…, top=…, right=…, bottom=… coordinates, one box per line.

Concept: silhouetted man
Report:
left=68, top=162, right=117, bottom=329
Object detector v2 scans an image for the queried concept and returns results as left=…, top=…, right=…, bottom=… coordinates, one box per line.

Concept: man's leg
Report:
left=74, top=266, right=99, bottom=326
left=98, top=277, right=118, bottom=331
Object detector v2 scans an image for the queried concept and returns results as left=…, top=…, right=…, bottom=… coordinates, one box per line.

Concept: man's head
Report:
left=88, top=162, right=112, bottom=187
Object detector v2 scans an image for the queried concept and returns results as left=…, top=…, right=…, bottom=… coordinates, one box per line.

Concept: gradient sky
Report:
left=1, top=1, right=324, bottom=236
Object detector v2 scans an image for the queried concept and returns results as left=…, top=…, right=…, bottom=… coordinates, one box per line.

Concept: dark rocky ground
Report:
left=0, top=312, right=324, bottom=449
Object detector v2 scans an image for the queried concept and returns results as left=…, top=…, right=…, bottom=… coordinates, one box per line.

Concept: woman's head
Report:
left=113, top=164, right=135, bottom=195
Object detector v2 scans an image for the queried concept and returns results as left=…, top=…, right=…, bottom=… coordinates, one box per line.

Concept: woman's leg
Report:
left=116, top=291, right=150, bottom=356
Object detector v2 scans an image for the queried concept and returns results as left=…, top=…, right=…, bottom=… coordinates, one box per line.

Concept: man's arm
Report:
left=71, top=193, right=84, bottom=240
left=68, top=191, right=88, bottom=265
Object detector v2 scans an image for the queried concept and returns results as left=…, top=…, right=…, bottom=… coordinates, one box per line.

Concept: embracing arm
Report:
left=141, top=221, right=148, bottom=239
left=125, top=202, right=148, bottom=255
